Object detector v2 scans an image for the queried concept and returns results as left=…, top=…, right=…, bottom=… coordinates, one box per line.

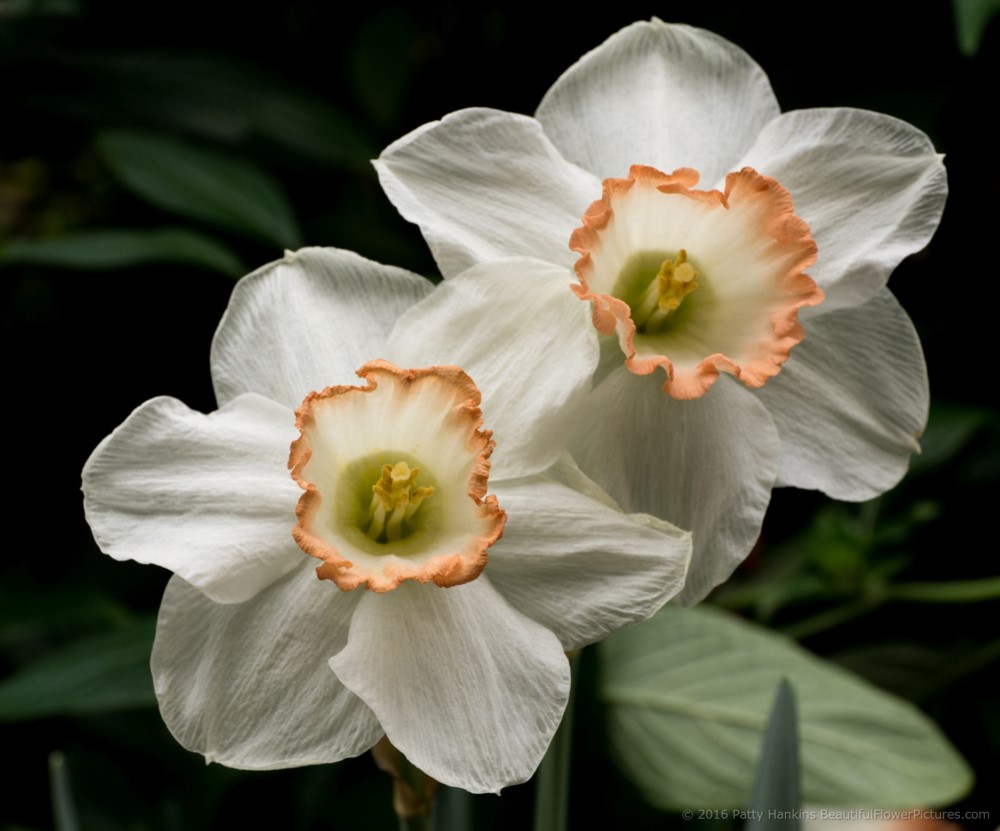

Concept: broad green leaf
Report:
left=953, top=0, right=1000, bottom=55
left=747, top=680, right=800, bottom=828
left=98, top=130, right=301, bottom=249
left=1, top=228, right=244, bottom=277
left=0, top=619, right=156, bottom=720
left=600, top=605, right=972, bottom=811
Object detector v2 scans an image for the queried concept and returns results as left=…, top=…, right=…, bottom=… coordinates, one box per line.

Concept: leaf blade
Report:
left=747, top=680, right=800, bottom=828
left=0, top=619, right=157, bottom=721
left=600, top=605, right=972, bottom=810
left=98, top=130, right=301, bottom=248
left=1, top=228, right=245, bottom=276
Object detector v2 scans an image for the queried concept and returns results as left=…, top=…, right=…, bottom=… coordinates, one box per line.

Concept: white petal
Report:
left=487, top=458, right=691, bottom=649
left=569, top=369, right=779, bottom=605
left=212, top=247, right=433, bottom=409
left=153, top=567, right=381, bottom=769
left=329, top=578, right=569, bottom=794
left=737, top=108, right=947, bottom=312
left=83, top=394, right=302, bottom=604
left=375, top=108, right=600, bottom=277
left=536, top=20, right=779, bottom=186
left=758, top=289, right=928, bottom=500
left=386, top=257, right=598, bottom=480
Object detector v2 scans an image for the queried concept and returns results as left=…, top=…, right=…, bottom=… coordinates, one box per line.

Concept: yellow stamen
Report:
left=633, top=250, right=699, bottom=334
left=366, top=462, right=435, bottom=543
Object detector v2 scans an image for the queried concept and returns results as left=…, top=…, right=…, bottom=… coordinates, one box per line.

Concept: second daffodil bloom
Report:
left=81, top=248, right=691, bottom=794
left=374, top=19, right=946, bottom=603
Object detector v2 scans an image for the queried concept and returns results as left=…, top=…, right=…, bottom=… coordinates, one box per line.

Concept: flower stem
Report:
left=532, top=650, right=580, bottom=831
left=434, top=786, right=473, bottom=831
left=372, top=737, right=439, bottom=830
left=781, top=599, right=878, bottom=640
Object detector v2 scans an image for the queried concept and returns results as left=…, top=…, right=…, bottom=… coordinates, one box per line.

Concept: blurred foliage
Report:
left=2, top=228, right=244, bottom=275
left=2, top=1, right=997, bottom=830
left=97, top=130, right=301, bottom=249
left=953, top=0, right=1000, bottom=55
left=0, top=619, right=155, bottom=721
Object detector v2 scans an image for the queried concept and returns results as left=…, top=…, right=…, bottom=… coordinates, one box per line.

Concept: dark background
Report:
left=2, top=2, right=998, bottom=829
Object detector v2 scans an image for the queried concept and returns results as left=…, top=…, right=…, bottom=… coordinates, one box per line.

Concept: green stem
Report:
left=781, top=575, right=1000, bottom=640
left=781, top=599, right=880, bottom=640
left=434, top=786, right=472, bottom=831
left=532, top=651, right=580, bottom=831
left=885, top=576, right=1000, bottom=603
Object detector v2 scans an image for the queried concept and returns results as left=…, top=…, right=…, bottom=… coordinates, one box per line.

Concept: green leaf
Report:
left=0, top=619, right=157, bottom=720
left=98, top=130, right=301, bottom=248
left=953, top=0, right=1000, bottom=55
left=1, top=228, right=245, bottom=277
left=747, top=681, right=800, bottom=828
left=600, top=605, right=972, bottom=811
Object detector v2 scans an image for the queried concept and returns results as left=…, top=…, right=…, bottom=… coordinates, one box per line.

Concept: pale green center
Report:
left=614, top=249, right=703, bottom=335
left=366, top=461, right=435, bottom=543
left=335, top=452, right=443, bottom=555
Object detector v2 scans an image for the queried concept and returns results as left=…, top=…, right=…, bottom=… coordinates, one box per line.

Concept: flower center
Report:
left=288, top=360, right=506, bottom=593
left=570, top=165, right=822, bottom=399
left=627, top=249, right=699, bottom=335
left=366, top=461, right=435, bottom=543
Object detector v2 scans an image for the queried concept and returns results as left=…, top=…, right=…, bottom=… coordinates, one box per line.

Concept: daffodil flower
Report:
left=374, top=20, right=945, bottom=602
left=82, top=248, right=691, bottom=793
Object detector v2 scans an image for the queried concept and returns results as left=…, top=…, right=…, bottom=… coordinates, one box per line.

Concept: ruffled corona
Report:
left=288, top=359, right=506, bottom=592
left=571, top=165, right=823, bottom=399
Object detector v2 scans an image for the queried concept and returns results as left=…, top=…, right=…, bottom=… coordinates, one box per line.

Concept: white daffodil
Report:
left=374, top=20, right=945, bottom=603
left=81, top=247, right=691, bottom=794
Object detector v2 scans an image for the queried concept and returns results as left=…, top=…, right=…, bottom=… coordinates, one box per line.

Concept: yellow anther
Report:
left=367, top=462, right=435, bottom=543
left=633, top=250, right=700, bottom=334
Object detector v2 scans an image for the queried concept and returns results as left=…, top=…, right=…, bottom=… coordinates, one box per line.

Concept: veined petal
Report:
left=736, top=108, right=947, bottom=313
left=536, top=20, right=779, bottom=186
left=758, top=288, right=928, bottom=500
left=153, top=566, right=381, bottom=769
left=329, top=578, right=569, bottom=794
left=487, top=458, right=691, bottom=650
left=386, top=257, right=598, bottom=480
left=82, top=393, right=302, bottom=604
left=375, top=108, right=600, bottom=277
left=212, top=247, right=433, bottom=409
left=569, top=369, right=779, bottom=605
